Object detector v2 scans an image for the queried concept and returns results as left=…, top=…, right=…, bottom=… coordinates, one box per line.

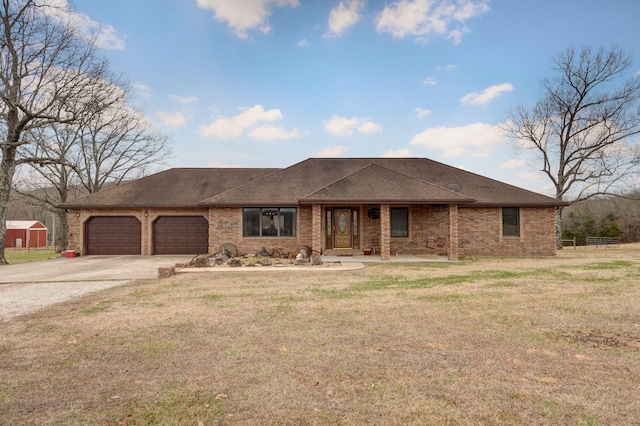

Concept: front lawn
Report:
left=1, top=246, right=639, bottom=424
left=4, top=249, right=58, bottom=264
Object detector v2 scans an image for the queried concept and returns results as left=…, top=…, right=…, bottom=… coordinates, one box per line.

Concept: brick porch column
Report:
left=380, top=204, right=390, bottom=260
left=448, top=204, right=459, bottom=261
left=311, top=204, right=322, bottom=255
left=67, top=209, right=82, bottom=253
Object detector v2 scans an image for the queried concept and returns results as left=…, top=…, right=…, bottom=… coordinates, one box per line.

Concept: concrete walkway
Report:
left=321, top=254, right=451, bottom=263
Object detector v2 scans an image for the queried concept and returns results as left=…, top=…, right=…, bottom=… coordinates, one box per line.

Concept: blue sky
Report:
left=69, top=0, right=640, bottom=195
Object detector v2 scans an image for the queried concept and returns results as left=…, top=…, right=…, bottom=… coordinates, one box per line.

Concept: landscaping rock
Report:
left=258, top=247, right=271, bottom=257
left=190, top=255, right=210, bottom=268
left=299, top=247, right=308, bottom=259
left=218, top=243, right=238, bottom=257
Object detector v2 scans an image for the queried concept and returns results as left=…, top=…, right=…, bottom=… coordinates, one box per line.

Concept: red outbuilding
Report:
left=5, top=221, right=48, bottom=248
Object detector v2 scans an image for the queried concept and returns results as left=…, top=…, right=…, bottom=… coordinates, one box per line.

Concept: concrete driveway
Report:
left=0, top=255, right=192, bottom=321
left=0, top=255, right=192, bottom=283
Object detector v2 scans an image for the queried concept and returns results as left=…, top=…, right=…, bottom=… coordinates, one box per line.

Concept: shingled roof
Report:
left=201, top=158, right=564, bottom=207
left=299, top=164, right=474, bottom=204
left=61, top=158, right=565, bottom=209
left=61, top=168, right=278, bottom=208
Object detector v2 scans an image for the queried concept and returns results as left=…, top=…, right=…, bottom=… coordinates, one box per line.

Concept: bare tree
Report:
left=14, top=97, right=170, bottom=248
left=0, top=0, right=122, bottom=264
left=73, top=95, right=170, bottom=194
left=505, top=46, right=640, bottom=248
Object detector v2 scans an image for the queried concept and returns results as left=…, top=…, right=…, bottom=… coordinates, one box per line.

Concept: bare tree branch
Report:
left=0, top=0, right=123, bottom=264
left=504, top=46, right=640, bottom=249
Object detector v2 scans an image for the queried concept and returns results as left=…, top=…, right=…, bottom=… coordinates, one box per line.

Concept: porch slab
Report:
left=321, top=254, right=451, bottom=263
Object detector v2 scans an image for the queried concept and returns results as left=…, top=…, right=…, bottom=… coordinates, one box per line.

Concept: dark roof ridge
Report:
left=298, top=162, right=475, bottom=202
left=197, top=167, right=282, bottom=204
left=362, top=162, right=476, bottom=201
left=297, top=161, right=377, bottom=200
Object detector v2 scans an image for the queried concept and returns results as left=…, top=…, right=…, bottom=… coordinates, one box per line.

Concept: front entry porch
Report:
left=310, top=203, right=460, bottom=261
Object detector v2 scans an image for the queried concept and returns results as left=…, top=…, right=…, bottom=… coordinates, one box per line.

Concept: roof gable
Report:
left=300, top=163, right=474, bottom=204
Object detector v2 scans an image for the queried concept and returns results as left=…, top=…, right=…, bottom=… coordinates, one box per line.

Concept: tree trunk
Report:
left=0, top=147, right=17, bottom=264
left=57, top=208, right=69, bottom=250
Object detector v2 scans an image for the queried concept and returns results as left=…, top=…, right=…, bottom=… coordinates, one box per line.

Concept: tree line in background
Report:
left=562, top=196, right=640, bottom=245
left=505, top=46, right=640, bottom=248
left=0, top=0, right=169, bottom=263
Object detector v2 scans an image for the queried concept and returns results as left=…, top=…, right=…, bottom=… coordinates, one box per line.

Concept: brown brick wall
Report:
left=68, top=204, right=556, bottom=258
left=389, top=205, right=450, bottom=256
left=458, top=206, right=556, bottom=257
left=208, top=206, right=313, bottom=255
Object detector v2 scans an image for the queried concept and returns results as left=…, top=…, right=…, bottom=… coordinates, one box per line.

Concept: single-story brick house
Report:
left=61, top=158, right=567, bottom=260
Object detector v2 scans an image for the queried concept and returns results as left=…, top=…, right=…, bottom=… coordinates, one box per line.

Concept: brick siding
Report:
left=208, top=206, right=313, bottom=256
left=458, top=206, right=556, bottom=257
left=68, top=204, right=557, bottom=258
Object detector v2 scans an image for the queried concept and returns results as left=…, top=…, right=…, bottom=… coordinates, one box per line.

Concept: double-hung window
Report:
left=243, top=208, right=296, bottom=237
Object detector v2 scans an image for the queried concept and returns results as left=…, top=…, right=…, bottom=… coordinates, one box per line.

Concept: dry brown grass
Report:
left=1, top=245, right=640, bottom=425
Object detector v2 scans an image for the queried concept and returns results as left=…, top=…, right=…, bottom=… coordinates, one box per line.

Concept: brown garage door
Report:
left=85, top=216, right=141, bottom=255
left=153, top=216, right=209, bottom=255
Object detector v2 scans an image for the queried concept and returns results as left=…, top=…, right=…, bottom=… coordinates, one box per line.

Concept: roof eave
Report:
left=299, top=198, right=475, bottom=205
left=460, top=201, right=570, bottom=208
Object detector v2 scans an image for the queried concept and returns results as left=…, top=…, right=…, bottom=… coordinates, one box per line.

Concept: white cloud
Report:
left=324, top=115, right=360, bottom=136
left=170, top=95, right=199, bottom=105
left=199, top=105, right=303, bottom=140
left=499, top=159, right=527, bottom=169
left=324, top=115, right=382, bottom=136
left=446, top=26, right=469, bottom=45
left=326, top=0, right=365, bottom=38
left=249, top=125, right=302, bottom=140
left=382, top=148, right=417, bottom=157
left=375, top=0, right=489, bottom=44
left=358, top=121, right=383, bottom=134
left=410, top=122, right=509, bottom=158
left=297, top=38, right=309, bottom=48
left=207, top=160, right=244, bottom=168
left=423, top=76, right=438, bottom=86
left=415, top=107, right=432, bottom=119
left=133, top=82, right=152, bottom=98
left=435, top=63, right=457, bottom=71
left=157, top=111, right=187, bottom=128
left=196, top=0, right=299, bottom=39
left=313, top=145, right=349, bottom=157
left=460, top=83, right=514, bottom=106
left=43, top=0, right=126, bottom=50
